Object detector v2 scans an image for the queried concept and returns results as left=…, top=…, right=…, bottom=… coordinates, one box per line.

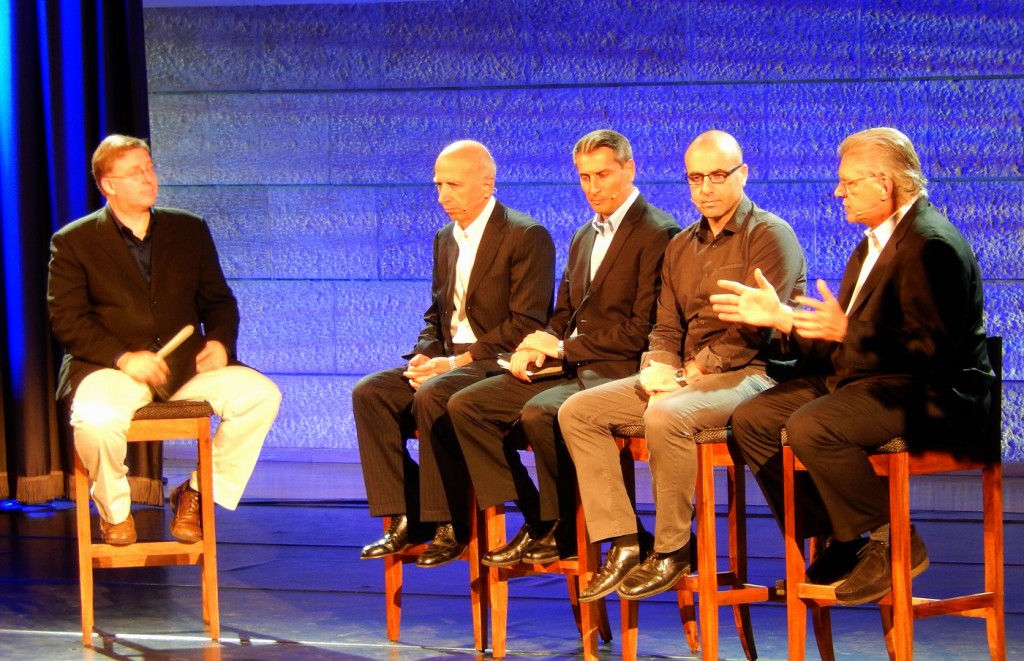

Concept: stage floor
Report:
left=2, top=498, right=1021, bottom=660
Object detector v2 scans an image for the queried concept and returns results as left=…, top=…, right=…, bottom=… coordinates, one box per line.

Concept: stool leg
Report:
left=729, top=463, right=757, bottom=661
left=889, top=455, right=913, bottom=661
left=383, top=517, right=403, bottom=642
left=469, top=497, right=488, bottom=652
left=676, top=590, right=699, bottom=653
left=487, top=505, right=508, bottom=658
left=74, top=455, right=95, bottom=646
left=696, top=447, right=718, bottom=661
left=783, top=446, right=808, bottom=661
left=983, top=463, right=1006, bottom=661
left=197, top=422, right=220, bottom=640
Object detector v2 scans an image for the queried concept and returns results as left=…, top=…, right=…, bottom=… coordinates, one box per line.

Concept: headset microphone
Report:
left=459, top=193, right=493, bottom=215
left=609, top=181, right=633, bottom=200
left=853, top=198, right=887, bottom=218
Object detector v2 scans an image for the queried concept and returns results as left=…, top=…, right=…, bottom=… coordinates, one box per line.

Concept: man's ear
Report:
left=98, top=177, right=115, bottom=199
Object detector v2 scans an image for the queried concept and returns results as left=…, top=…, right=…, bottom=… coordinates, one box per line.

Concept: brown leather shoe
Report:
left=100, top=513, right=137, bottom=546
left=169, top=481, right=203, bottom=542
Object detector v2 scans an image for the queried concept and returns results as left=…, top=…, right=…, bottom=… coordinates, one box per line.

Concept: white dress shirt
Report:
left=846, top=198, right=916, bottom=314
left=451, top=196, right=496, bottom=343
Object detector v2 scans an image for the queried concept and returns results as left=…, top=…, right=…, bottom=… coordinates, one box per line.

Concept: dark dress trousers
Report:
left=730, top=198, right=994, bottom=541
left=354, top=202, right=555, bottom=523
left=448, top=194, right=680, bottom=522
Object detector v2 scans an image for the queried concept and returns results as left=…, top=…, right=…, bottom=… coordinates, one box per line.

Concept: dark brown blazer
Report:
left=547, top=193, right=680, bottom=387
left=48, top=205, right=239, bottom=400
left=410, top=201, right=555, bottom=361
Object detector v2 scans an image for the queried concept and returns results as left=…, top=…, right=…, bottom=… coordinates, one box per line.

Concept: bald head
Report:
left=434, top=140, right=497, bottom=227
left=437, top=140, right=496, bottom=180
left=684, top=130, right=748, bottom=227
left=685, top=130, right=744, bottom=164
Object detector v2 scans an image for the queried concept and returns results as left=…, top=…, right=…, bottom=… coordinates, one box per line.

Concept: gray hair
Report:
left=838, top=127, right=928, bottom=203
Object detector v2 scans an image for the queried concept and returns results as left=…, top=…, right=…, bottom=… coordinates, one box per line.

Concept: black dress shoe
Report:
left=834, top=526, right=928, bottom=606
left=523, top=520, right=577, bottom=564
left=579, top=540, right=641, bottom=603
left=806, top=536, right=869, bottom=585
left=416, top=522, right=468, bottom=568
left=617, top=544, right=691, bottom=600
left=483, top=523, right=537, bottom=567
left=360, top=515, right=431, bottom=560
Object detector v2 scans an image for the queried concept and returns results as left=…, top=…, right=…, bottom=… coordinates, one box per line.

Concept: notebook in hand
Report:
left=497, top=352, right=565, bottom=379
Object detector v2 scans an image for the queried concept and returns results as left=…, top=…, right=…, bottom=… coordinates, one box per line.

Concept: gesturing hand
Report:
left=792, top=279, right=848, bottom=342
left=711, top=268, right=788, bottom=330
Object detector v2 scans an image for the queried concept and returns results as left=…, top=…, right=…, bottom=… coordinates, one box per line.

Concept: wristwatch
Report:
left=673, top=367, right=687, bottom=385
left=556, top=340, right=565, bottom=360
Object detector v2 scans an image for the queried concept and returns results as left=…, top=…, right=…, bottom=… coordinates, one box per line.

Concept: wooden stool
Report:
left=73, top=400, right=218, bottom=646
left=781, top=336, right=1005, bottom=661
left=382, top=487, right=489, bottom=652
left=612, top=424, right=770, bottom=661
left=485, top=485, right=613, bottom=660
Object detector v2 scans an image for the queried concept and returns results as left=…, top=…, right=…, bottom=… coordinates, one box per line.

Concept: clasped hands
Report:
left=117, top=340, right=228, bottom=387
left=709, top=268, right=848, bottom=342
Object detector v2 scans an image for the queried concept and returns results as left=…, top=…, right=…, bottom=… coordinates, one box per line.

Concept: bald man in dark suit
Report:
left=355, top=140, right=556, bottom=568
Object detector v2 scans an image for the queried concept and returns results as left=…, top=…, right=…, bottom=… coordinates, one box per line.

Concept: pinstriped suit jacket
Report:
left=409, top=200, right=555, bottom=361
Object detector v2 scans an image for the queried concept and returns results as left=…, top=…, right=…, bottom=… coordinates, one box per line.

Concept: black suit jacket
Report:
left=48, top=205, right=239, bottom=400
left=547, top=193, right=680, bottom=387
left=795, top=198, right=993, bottom=433
left=409, top=201, right=555, bottom=360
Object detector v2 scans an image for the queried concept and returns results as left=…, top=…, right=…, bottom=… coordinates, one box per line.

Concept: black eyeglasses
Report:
left=686, top=163, right=744, bottom=187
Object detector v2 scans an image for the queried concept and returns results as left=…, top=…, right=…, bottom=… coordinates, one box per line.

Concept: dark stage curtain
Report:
left=1, top=0, right=163, bottom=505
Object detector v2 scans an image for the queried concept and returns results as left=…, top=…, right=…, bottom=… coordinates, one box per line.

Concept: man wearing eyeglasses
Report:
left=559, top=130, right=806, bottom=601
left=712, top=127, right=993, bottom=606
left=48, top=134, right=281, bottom=546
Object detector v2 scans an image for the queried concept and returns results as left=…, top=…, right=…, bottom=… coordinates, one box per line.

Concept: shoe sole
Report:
left=360, top=538, right=432, bottom=560
left=578, top=580, right=623, bottom=603
left=416, top=554, right=464, bottom=568
left=835, top=558, right=930, bottom=606
left=481, top=556, right=523, bottom=568
left=617, top=565, right=690, bottom=601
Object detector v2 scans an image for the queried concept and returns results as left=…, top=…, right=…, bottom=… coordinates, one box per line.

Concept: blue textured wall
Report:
left=143, top=1, right=1024, bottom=459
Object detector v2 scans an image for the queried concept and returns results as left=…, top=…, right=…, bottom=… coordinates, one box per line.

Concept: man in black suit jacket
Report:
left=447, top=130, right=680, bottom=567
left=355, top=140, right=555, bottom=567
left=48, top=135, right=281, bottom=546
left=712, top=127, right=993, bottom=606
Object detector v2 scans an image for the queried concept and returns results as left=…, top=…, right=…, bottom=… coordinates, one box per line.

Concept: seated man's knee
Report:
left=352, top=370, right=391, bottom=405
left=556, top=392, right=587, bottom=436
left=446, top=388, right=471, bottom=423
left=785, top=410, right=832, bottom=454
left=520, top=400, right=556, bottom=438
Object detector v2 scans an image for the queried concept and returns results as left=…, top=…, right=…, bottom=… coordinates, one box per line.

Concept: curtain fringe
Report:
left=16, top=472, right=66, bottom=504
left=11, top=473, right=164, bottom=506
left=129, top=477, right=166, bottom=506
